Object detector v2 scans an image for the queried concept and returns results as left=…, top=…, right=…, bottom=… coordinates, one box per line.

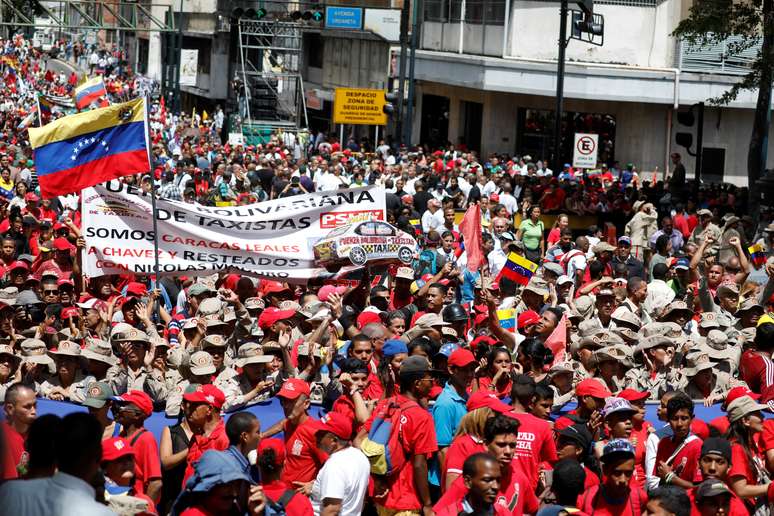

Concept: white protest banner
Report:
left=82, top=182, right=386, bottom=281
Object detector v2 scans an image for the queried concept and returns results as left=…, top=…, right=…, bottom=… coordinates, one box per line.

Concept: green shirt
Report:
left=519, top=219, right=544, bottom=251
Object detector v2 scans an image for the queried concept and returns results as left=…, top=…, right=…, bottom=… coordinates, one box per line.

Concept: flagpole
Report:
left=143, top=95, right=162, bottom=322
left=36, top=94, right=42, bottom=127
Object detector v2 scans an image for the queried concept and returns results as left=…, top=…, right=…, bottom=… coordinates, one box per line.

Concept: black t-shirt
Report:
left=670, top=163, right=686, bottom=189
left=413, top=191, right=433, bottom=215
left=257, top=167, right=275, bottom=192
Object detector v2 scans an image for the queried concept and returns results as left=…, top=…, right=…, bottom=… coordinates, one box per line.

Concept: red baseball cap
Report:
left=725, top=386, right=760, bottom=408
left=257, top=438, right=286, bottom=467
left=618, top=389, right=649, bottom=402
left=312, top=412, right=355, bottom=440
left=101, top=437, right=134, bottom=462
left=261, top=280, right=291, bottom=296
left=183, top=384, right=225, bottom=410
left=53, top=237, right=75, bottom=251
left=469, top=335, right=497, bottom=352
left=61, top=306, right=80, bottom=319
left=125, top=282, right=148, bottom=298
left=112, top=390, right=153, bottom=417
left=9, top=260, right=28, bottom=272
left=448, top=348, right=476, bottom=368
left=357, top=310, right=382, bottom=329
left=467, top=391, right=515, bottom=415
left=576, top=379, right=612, bottom=399
left=257, top=307, right=297, bottom=330
left=277, top=378, right=311, bottom=400
left=518, top=310, right=540, bottom=329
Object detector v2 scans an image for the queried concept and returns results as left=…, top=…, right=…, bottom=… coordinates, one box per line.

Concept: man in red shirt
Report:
left=435, top=413, right=539, bottom=515
left=181, top=384, right=229, bottom=487
left=360, top=355, right=438, bottom=516
left=554, top=377, right=612, bottom=432
left=1, top=383, right=36, bottom=479
left=739, top=321, right=774, bottom=402
left=435, top=454, right=510, bottom=516
left=510, top=375, right=558, bottom=489
left=578, top=439, right=648, bottom=515
left=277, top=378, right=328, bottom=492
left=112, top=390, right=163, bottom=502
left=654, top=392, right=703, bottom=489
left=330, top=358, right=371, bottom=428
left=686, top=437, right=748, bottom=516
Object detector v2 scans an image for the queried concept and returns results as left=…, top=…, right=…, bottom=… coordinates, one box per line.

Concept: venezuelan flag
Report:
left=74, top=77, right=108, bottom=111
left=749, top=243, right=766, bottom=269
left=28, top=98, right=150, bottom=198
left=497, top=308, right=516, bottom=332
left=497, top=252, right=538, bottom=286
left=38, top=94, right=53, bottom=119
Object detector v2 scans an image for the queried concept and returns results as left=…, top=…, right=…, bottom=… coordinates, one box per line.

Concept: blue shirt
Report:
left=432, top=382, right=468, bottom=447
left=429, top=382, right=468, bottom=486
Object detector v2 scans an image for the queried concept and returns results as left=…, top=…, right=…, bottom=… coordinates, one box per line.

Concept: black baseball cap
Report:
left=557, top=424, right=592, bottom=453
left=700, top=437, right=732, bottom=462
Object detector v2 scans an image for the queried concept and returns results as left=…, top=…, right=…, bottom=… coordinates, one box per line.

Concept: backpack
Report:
left=358, top=397, right=419, bottom=476
left=559, top=249, right=584, bottom=274
left=264, top=489, right=296, bottom=516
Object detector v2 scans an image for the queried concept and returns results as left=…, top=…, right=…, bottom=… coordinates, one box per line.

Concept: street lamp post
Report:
left=552, top=0, right=569, bottom=173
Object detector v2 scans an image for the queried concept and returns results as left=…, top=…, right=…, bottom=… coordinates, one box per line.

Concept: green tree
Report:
left=673, top=0, right=772, bottom=212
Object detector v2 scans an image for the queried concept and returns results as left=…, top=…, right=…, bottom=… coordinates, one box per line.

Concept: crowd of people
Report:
left=2, top=30, right=774, bottom=516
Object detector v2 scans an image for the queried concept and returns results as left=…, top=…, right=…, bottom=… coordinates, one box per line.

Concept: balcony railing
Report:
left=677, top=36, right=760, bottom=76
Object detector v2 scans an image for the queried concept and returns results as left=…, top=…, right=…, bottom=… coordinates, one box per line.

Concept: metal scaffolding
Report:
left=236, top=17, right=308, bottom=139
left=0, top=0, right=177, bottom=32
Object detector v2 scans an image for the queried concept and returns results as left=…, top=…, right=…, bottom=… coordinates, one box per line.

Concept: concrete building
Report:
left=410, top=0, right=774, bottom=185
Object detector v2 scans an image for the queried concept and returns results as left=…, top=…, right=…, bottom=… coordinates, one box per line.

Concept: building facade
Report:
left=410, top=0, right=774, bottom=185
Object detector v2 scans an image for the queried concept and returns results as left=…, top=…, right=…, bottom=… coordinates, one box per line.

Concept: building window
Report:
left=517, top=108, right=617, bottom=165
left=424, top=0, right=447, bottom=21
left=305, top=33, right=324, bottom=68
left=466, top=0, right=505, bottom=24
left=701, top=147, right=725, bottom=183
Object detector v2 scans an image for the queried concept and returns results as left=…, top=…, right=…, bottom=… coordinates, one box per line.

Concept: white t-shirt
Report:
left=310, top=446, right=370, bottom=516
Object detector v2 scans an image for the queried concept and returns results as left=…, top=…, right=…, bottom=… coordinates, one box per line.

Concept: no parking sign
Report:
left=572, top=133, right=598, bottom=169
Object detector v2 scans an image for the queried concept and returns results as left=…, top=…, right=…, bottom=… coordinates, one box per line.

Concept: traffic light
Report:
left=384, top=92, right=398, bottom=116
left=232, top=7, right=267, bottom=20
left=290, top=5, right=324, bottom=22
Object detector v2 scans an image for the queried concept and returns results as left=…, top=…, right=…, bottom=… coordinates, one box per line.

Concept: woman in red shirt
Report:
left=476, top=346, right=513, bottom=399
left=547, top=214, right=570, bottom=247
left=256, top=438, right=314, bottom=515
left=725, top=396, right=773, bottom=511
left=441, top=405, right=491, bottom=491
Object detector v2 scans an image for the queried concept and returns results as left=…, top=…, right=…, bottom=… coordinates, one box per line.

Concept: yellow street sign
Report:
left=333, top=87, right=387, bottom=126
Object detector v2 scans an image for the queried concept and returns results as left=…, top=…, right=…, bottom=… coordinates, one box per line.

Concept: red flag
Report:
left=545, top=314, right=568, bottom=365
left=651, top=171, right=658, bottom=187
left=459, top=203, right=483, bottom=272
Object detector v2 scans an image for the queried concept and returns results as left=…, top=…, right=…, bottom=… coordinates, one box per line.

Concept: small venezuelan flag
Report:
left=749, top=243, right=766, bottom=269
left=409, top=219, right=421, bottom=232
left=28, top=97, right=150, bottom=198
left=38, top=94, right=53, bottom=119
left=74, top=77, right=108, bottom=111
left=497, top=309, right=516, bottom=332
left=497, top=252, right=538, bottom=286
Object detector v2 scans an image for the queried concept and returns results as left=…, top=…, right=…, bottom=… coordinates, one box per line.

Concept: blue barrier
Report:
left=34, top=397, right=737, bottom=443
